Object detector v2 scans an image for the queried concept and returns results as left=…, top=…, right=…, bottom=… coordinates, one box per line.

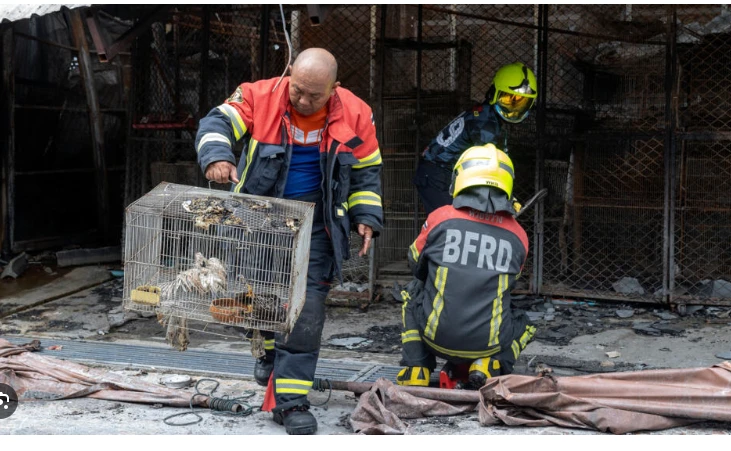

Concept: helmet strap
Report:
left=486, top=84, right=496, bottom=105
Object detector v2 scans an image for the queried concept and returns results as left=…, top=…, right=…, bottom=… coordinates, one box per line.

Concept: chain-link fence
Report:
left=122, top=5, right=731, bottom=307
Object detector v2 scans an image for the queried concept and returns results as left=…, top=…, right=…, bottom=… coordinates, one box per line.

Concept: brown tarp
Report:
left=351, top=362, right=731, bottom=434
left=0, top=338, right=207, bottom=407
left=350, top=378, right=479, bottom=434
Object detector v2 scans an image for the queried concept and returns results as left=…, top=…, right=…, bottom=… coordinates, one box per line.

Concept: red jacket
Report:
left=195, top=77, right=384, bottom=273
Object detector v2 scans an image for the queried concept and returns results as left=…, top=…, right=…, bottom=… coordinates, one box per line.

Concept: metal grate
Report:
left=122, top=182, right=314, bottom=340
left=0, top=336, right=401, bottom=383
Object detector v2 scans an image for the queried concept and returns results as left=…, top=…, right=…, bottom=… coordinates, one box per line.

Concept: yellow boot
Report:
left=468, top=358, right=501, bottom=388
left=396, top=366, right=431, bottom=386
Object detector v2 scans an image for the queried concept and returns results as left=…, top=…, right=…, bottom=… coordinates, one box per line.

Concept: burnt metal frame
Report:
left=85, top=5, right=171, bottom=63
left=374, top=5, right=717, bottom=308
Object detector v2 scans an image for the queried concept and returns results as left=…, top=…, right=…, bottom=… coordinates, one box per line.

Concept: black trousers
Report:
left=414, top=159, right=454, bottom=216
left=399, top=279, right=536, bottom=375
left=258, top=190, right=335, bottom=408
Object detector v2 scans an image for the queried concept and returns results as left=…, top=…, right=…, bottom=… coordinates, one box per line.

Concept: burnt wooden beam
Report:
left=68, top=9, right=110, bottom=244
left=2, top=27, right=15, bottom=255
left=86, top=6, right=170, bottom=63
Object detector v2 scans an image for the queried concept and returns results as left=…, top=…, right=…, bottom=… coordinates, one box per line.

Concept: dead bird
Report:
left=157, top=252, right=228, bottom=351
left=243, top=198, right=272, bottom=211
left=285, top=217, right=300, bottom=232
left=161, top=252, right=227, bottom=298
left=158, top=314, right=189, bottom=352
left=182, top=197, right=223, bottom=214
left=265, top=215, right=300, bottom=233
left=183, top=197, right=247, bottom=232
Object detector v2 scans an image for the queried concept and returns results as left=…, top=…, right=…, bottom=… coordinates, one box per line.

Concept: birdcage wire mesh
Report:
left=123, top=182, right=314, bottom=343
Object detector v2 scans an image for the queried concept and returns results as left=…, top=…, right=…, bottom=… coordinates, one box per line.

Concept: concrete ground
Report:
left=1, top=264, right=731, bottom=438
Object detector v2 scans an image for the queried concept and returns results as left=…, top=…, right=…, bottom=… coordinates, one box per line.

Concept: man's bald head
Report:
left=291, top=48, right=338, bottom=85
left=288, top=48, right=340, bottom=116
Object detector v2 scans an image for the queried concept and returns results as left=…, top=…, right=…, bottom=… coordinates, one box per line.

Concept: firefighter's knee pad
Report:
left=468, top=358, right=501, bottom=388
left=396, top=366, right=431, bottom=387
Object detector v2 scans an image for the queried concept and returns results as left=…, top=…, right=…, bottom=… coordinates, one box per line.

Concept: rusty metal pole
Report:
left=413, top=5, right=423, bottom=236
left=533, top=5, right=549, bottom=295
left=662, top=6, right=678, bottom=307
left=68, top=9, right=110, bottom=244
left=319, top=379, right=481, bottom=403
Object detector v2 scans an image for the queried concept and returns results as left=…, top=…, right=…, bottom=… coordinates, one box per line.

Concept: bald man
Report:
left=195, top=48, right=383, bottom=434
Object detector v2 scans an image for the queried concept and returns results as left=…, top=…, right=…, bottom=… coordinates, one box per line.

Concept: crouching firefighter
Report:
left=396, top=144, right=536, bottom=389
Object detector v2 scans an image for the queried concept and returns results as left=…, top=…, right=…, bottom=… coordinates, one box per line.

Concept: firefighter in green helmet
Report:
left=415, top=62, right=538, bottom=216
left=396, top=144, right=537, bottom=388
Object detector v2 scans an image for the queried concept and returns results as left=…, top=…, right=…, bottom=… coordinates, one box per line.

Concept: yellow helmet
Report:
left=488, top=62, right=537, bottom=123
left=450, top=144, right=514, bottom=199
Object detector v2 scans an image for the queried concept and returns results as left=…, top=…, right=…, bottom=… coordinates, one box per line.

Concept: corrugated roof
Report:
left=0, top=4, right=91, bottom=24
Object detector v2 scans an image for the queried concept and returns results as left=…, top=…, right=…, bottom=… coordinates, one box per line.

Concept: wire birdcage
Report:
left=122, top=182, right=314, bottom=349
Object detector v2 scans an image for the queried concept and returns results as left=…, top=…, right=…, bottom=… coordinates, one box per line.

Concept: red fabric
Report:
left=261, top=373, right=275, bottom=412
left=225, top=77, right=378, bottom=159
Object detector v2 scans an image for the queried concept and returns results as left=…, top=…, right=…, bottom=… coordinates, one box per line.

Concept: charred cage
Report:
left=122, top=182, right=314, bottom=334
left=2, top=5, right=730, bottom=308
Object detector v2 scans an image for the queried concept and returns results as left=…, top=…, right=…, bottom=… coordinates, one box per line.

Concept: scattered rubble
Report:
left=699, top=279, right=731, bottom=299
left=654, top=311, right=678, bottom=320
left=328, top=337, right=373, bottom=350
left=612, top=277, right=645, bottom=295
left=616, top=309, right=635, bottom=318
left=0, top=252, right=29, bottom=279
left=331, top=282, right=369, bottom=293
left=632, top=322, right=662, bottom=336
left=324, top=294, right=725, bottom=362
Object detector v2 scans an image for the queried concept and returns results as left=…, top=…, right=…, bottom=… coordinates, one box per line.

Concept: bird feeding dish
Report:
left=209, top=297, right=252, bottom=324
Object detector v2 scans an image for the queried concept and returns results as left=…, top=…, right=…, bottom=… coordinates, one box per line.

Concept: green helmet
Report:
left=488, top=62, right=538, bottom=124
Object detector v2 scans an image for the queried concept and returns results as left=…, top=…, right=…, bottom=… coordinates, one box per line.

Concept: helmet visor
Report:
left=495, top=91, right=533, bottom=121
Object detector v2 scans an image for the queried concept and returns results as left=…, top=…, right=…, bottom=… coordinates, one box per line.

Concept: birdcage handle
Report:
left=208, top=180, right=235, bottom=190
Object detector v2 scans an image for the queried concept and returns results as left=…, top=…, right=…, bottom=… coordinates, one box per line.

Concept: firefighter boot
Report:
left=254, top=357, right=274, bottom=387
left=273, top=405, right=318, bottom=435
left=396, top=366, right=431, bottom=386
left=468, top=358, right=501, bottom=388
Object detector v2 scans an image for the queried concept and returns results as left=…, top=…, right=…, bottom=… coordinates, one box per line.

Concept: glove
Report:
left=512, top=197, right=522, bottom=215
left=396, top=366, right=431, bottom=386
left=468, top=358, right=501, bottom=389
left=390, top=282, right=411, bottom=302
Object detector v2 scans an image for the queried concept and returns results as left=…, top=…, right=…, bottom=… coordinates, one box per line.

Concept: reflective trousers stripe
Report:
left=275, top=378, right=313, bottom=395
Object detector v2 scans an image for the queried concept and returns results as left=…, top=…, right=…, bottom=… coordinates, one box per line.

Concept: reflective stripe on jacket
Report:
left=195, top=76, right=383, bottom=274
left=407, top=205, right=529, bottom=357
